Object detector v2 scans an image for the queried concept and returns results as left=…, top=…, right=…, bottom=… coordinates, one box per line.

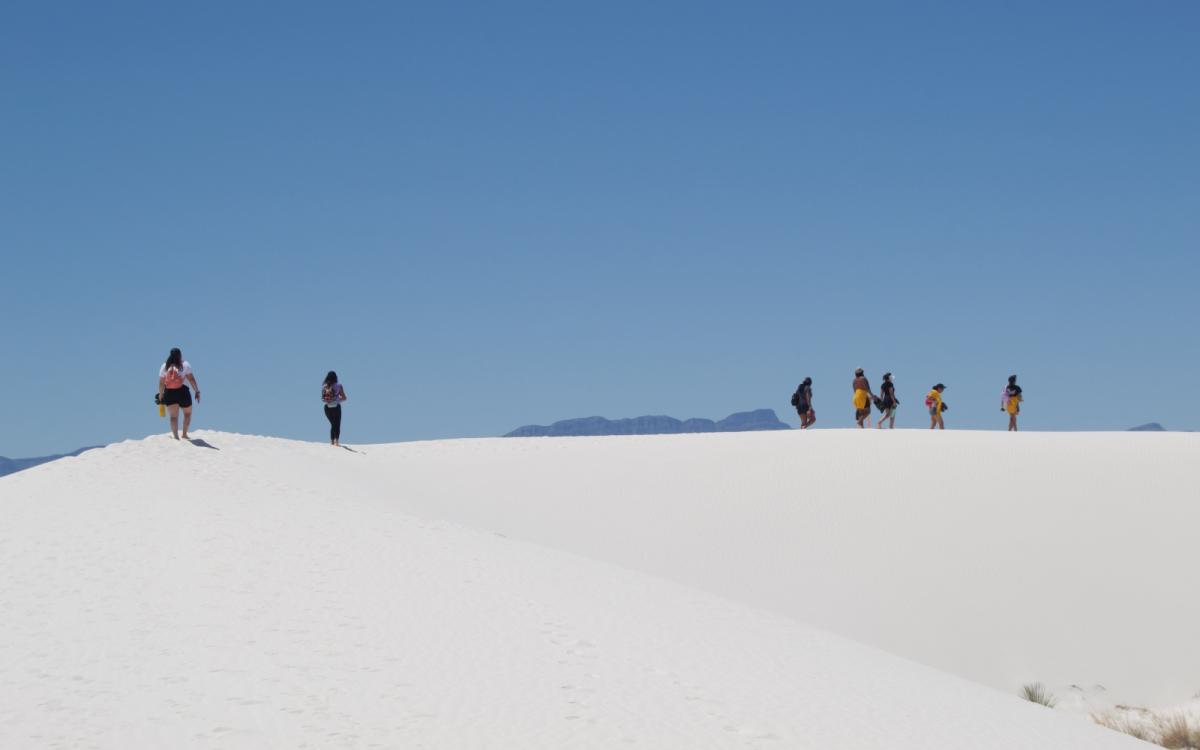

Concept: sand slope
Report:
left=0, top=430, right=1180, bottom=748
left=371, top=429, right=1200, bottom=706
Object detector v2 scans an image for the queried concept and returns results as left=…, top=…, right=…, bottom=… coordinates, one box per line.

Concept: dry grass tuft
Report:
left=1092, top=713, right=1153, bottom=742
left=1021, top=682, right=1057, bottom=708
left=1157, top=713, right=1200, bottom=749
left=1092, top=711, right=1200, bottom=748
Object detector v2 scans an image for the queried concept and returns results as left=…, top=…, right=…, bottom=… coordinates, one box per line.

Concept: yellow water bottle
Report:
left=158, top=397, right=166, bottom=418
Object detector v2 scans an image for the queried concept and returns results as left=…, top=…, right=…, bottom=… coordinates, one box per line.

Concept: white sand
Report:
left=366, top=429, right=1200, bottom=706
left=1, top=429, right=1189, bottom=748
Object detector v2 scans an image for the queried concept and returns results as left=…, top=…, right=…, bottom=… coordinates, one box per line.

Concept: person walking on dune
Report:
left=157, top=348, right=201, bottom=441
left=322, top=371, right=348, bottom=446
left=926, top=383, right=946, bottom=430
left=876, top=372, right=899, bottom=429
left=1002, top=374, right=1023, bottom=432
left=852, top=368, right=874, bottom=428
left=791, top=377, right=815, bottom=429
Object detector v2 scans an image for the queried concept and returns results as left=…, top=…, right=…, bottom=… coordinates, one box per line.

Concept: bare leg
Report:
left=1009, top=413, right=1017, bottom=432
left=888, top=414, right=896, bottom=429
left=181, top=406, right=193, bottom=440
left=168, top=405, right=180, bottom=439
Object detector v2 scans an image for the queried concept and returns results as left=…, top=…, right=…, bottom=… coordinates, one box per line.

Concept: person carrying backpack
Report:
left=852, top=368, right=874, bottom=428
left=1002, top=374, right=1023, bottom=432
left=791, top=377, right=815, bottom=429
left=322, top=371, right=348, bottom=446
left=876, top=372, right=899, bottom=429
left=925, top=383, right=946, bottom=430
left=156, top=347, right=201, bottom=440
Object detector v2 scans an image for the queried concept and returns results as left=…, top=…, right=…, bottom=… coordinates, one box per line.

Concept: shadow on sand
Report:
left=340, top=445, right=363, bottom=454
left=189, top=439, right=220, bottom=450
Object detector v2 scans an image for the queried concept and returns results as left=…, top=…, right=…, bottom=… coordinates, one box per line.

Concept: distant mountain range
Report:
left=0, top=446, right=101, bottom=478
left=504, top=409, right=790, bottom=437
left=0, top=421, right=1177, bottom=473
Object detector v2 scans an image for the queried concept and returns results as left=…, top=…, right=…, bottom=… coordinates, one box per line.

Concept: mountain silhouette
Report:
left=505, top=409, right=790, bottom=437
left=0, top=446, right=102, bottom=478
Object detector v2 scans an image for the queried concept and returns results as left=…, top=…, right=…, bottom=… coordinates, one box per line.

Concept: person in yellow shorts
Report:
left=926, top=383, right=946, bottom=430
left=1002, top=374, right=1023, bottom=432
left=852, top=368, right=874, bottom=428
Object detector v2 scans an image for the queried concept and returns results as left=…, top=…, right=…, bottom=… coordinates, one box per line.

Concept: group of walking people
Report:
left=156, top=348, right=350, bottom=446
left=791, top=370, right=1025, bottom=430
left=156, top=347, right=1027, bottom=445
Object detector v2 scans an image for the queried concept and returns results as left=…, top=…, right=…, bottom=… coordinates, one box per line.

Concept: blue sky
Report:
left=2, top=2, right=1197, bottom=455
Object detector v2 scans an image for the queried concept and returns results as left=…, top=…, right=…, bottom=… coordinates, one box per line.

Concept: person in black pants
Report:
left=321, top=370, right=348, bottom=446
left=876, top=372, right=899, bottom=429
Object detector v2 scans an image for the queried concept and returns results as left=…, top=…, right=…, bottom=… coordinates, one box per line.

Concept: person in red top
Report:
left=157, top=347, right=201, bottom=440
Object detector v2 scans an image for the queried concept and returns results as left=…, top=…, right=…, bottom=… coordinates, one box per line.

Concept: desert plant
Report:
left=1157, top=713, right=1200, bottom=749
left=1021, top=682, right=1057, bottom=708
left=1092, top=713, right=1153, bottom=742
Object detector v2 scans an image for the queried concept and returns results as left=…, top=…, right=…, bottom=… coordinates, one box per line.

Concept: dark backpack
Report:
left=322, top=383, right=338, bottom=404
left=792, top=384, right=809, bottom=410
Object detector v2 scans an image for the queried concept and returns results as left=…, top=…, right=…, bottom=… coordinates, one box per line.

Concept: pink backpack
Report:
left=163, top=366, right=184, bottom=389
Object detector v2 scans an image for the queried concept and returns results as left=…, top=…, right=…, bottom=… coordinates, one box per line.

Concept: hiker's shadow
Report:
left=189, top=439, right=220, bottom=450
left=341, top=445, right=363, bottom=454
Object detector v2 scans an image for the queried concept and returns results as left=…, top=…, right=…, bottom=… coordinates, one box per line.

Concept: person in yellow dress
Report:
left=1003, top=375, right=1023, bottom=432
left=852, top=368, right=874, bottom=428
left=926, top=383, right=946, bottom=430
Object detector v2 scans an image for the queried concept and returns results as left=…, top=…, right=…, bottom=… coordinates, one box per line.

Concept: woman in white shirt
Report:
left=157, top=347, right=201, bottom=440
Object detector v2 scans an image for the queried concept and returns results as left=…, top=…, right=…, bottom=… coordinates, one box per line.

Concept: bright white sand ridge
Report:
left=0, top=431, right=1188, bottom=749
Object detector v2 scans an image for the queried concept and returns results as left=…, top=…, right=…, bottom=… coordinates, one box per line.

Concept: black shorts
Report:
left=162, top=386, right=192, bottom=408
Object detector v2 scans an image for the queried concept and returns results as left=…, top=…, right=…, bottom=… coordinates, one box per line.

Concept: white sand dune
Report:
left=1, top=429, right=1189, bottom=748
left=370, top=429, right=1200, bottom=706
